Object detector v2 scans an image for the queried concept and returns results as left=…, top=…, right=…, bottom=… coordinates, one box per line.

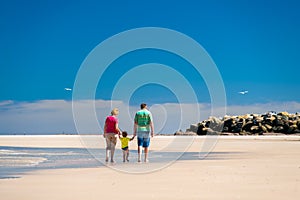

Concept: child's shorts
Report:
left=122, top=146, right=129, bottom=151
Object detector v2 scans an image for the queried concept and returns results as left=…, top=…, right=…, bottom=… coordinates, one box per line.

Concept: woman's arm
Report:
left=115, top=123, right=121, bottom=135
left=103, top=123, right=107, bottom=138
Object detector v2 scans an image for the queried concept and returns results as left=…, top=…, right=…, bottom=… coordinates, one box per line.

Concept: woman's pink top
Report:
left=105, top=115, right=118, bottom=134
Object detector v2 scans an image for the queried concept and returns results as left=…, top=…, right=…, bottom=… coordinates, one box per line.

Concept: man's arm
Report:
left=133, top=123, right=137, bottom=137
left=149, top=113, right=154, bottom=137
left=133, top=113, right=138, bottom=137
left=150, top=121, right=154, bottom=137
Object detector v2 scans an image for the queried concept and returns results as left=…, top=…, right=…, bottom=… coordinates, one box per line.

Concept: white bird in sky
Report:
left=238, top=90, right=248, bottom=95
left=64, top=88, right=72, bottom=91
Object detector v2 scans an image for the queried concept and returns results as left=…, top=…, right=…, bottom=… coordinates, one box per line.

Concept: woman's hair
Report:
left=111, top=108, right=119, bottom=115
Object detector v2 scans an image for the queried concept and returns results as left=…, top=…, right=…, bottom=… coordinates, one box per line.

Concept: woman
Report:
left=103, top=108, right=121, bottom=163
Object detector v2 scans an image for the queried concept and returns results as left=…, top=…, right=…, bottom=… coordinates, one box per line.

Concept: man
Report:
left=133, top=103, right=154, bottom=162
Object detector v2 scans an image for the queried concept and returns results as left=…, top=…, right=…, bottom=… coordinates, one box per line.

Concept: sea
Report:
left=0, top=133, right=197, bottom=178
left=0, top=145, right=103, bottom=179
left=0, top=133, right=105, bottom=179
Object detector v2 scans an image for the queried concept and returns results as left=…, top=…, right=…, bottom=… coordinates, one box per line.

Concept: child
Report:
left=119, top=131, right=135, bottom=162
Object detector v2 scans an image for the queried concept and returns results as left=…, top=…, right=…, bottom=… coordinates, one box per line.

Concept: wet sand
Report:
left=0, top=135, right=300, bottom=200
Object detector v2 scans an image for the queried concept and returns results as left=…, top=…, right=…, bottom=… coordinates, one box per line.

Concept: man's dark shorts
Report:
left=137, top=131, right=150, bottom=147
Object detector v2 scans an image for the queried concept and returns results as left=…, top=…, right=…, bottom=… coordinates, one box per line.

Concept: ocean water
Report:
left=0, top=146, right=103, bottom=179
left=0, top=135, right=237, bottom=177
left=0, top=133, right=79, bottom=135
left=0, top=138, right=204, bottom=177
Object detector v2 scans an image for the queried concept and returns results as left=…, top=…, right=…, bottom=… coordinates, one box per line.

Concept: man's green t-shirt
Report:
left=134, top=109, right=153, bottom=131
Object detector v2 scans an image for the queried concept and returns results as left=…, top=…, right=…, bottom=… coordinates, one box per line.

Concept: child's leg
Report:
left=126, top=149, right=129, bottom=162
left=122, top=150, right=126, bottom=162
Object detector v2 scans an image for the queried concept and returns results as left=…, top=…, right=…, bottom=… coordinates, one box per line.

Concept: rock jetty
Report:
left=182, top=111, right=300, bottom=136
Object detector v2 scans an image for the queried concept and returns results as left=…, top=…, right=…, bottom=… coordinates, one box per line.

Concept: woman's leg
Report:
left=105, top=136, right=111, bottom=162
left=110, top=135, right=117, bottom=163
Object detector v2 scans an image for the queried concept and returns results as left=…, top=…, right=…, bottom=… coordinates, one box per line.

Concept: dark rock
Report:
left=196, top=124, right=207, bottom=135
left=188, top=111, right=300, bottom=135
left=174, top=130, right=197, bottom=136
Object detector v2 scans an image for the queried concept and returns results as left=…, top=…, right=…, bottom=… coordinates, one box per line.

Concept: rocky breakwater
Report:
left=183, top=112, right=300, bottom=136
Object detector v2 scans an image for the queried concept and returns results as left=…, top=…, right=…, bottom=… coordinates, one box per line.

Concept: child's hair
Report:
left=122, top=131, right=128, bottom=137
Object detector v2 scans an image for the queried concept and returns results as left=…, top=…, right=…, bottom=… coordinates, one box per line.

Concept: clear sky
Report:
left=1, top=0, right=300, bottom=134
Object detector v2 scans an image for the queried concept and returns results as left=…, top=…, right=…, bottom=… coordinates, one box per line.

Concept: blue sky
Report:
left=1, top=0, right=300, bottom=133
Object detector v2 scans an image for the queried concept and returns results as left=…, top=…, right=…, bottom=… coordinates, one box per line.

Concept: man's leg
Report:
left=143, top=136, right=150, bottom=162
left=137, top=137, right=143, bottom=162
left=137, top=145, right=142, bottom=162
left=144, top=147, right=149, bottom=162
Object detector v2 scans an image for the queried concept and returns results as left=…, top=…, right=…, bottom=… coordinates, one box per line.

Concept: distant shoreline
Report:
left=1, top=133, right=300, bottom=137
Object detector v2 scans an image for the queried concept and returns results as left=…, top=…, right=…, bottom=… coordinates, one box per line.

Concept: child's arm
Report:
left=130, top=135, right=135, bottom=141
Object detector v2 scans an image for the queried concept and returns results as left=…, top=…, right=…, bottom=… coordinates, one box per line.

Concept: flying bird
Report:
left=64, top=88, right=72, bottom=91
left=238, top=90, right=248, bottom=95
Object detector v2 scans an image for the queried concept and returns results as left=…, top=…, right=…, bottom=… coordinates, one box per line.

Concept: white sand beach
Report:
left=0, top=135, right=300, bottom=200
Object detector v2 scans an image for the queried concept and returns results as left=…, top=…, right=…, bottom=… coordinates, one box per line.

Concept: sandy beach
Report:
left=0, top=135, right=300, bottom=200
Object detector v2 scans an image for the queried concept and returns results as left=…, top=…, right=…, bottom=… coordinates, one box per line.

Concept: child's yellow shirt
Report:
left=120, top=137, right=130, bottom=148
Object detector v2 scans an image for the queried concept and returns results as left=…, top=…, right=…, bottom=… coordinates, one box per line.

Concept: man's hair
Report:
left=140, top=103, right=147, bottom=109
